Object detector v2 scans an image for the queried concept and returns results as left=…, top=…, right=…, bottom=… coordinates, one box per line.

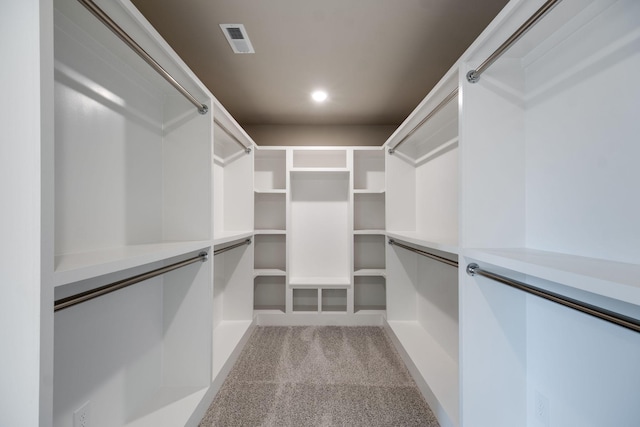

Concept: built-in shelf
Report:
left=254, top=189, right=286, bottom=194
left=386, top=320, right=458, bottom=427
left=386, top=231, right=458, bottom=256
left=290, top=167, right=350, bottom=173
left=213, top=231, right=254, bottom=246
left=289, top=277, right=351, bottom=287
left=254, top=268, right=286, bottom=277
left=354, top=269, right=386, bottom=277
left=253, top=229, right=286, bottom=235
left=463, top=247, right=640, bottom=306
left=354, top=189, right=386, bottom=194
left=54, top=241, right=211, bottom=287
left=354, top=230, right=386, bottom=235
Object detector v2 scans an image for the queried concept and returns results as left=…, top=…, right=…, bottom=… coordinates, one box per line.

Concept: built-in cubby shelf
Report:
left=254, top=276, right=286, bottom=313
left=254, top=149, right=286, bottom=192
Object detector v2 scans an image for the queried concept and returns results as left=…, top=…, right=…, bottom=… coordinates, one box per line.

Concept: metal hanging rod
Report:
left=54, top=251, right=209, bottom=312
left=467, top=0, right=562, bottom=83
left=214, top=238, right=252, bottom=256
left=388, top=239, right=458, bottom=268
left=466, top=263, right=640, bottom=334
left=77, top=0, right=209, bottom=114
left=388, top=88, right=458, bottom=155
left=214, top=119, right=252, bottom=154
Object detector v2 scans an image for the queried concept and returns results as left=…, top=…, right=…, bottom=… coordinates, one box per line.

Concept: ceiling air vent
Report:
left=220, top=24, right=255, bottom=54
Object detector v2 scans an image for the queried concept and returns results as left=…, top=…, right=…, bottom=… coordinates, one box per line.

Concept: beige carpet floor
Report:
left=199, top=326, right=440, bottom=427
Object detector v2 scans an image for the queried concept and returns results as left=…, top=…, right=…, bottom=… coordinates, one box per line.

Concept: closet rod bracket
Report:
left=466, top=262, right=480, bottom=276
left=198, top=105, right=209, bottom=115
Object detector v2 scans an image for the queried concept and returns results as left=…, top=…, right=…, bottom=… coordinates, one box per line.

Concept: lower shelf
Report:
left=125, top=387, right=208, bottom=427
left=212, top=320, right=254, bottom=379
left=385, top=320, right=458, bottom=427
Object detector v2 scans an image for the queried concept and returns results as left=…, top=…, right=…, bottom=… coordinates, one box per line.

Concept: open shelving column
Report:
left=459, top=0, right=640, bottom=426
left=384, top=67, right=460, bottom=427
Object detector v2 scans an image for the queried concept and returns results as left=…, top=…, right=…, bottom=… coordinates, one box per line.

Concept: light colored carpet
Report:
left=199, top=326, right=440, bottom=427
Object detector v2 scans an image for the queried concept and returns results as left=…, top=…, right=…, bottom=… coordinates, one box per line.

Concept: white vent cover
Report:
left=220, top=24, right=255, bottom=54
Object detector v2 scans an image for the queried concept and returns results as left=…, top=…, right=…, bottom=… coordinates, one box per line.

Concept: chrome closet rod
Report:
left=388, top=88, right=458, bottom=155
left=466, top=0, right=562, bottom=83
left=214, top=119, right=252, bottom=154
left=214, top=239, right=252, bottom=256
left=466, top=263, right=640, bottom=334
left=388, top=239, right=458, bottom=268
left=77, top=0, right=209, bottom=114
left=54, top=251, right=209, bottom=312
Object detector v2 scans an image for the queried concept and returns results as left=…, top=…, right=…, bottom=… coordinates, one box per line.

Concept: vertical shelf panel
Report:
left=289, top=171, right=350, bottom=281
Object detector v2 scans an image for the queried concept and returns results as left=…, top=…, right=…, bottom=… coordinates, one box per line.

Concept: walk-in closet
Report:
left=3, top=0, right=639, bottom=426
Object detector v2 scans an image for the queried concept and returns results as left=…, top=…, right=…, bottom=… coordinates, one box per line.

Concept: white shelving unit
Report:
left=384, top=67, right=461, bottom=427
left=458, top=0, right=640, bottom=426
left=252, top=146, right=386, bottom=322
left=49, top=0, right=223, bottom=425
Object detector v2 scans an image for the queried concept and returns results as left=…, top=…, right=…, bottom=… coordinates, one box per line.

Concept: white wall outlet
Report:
left=73, top=401, right=91, bottom=427
left=534, top=390, right=549, bottom=426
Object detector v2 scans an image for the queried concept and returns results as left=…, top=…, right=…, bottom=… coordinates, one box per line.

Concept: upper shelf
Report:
left=54, top=240, right=211, bottom=287
left=386, top=231, right=459, bottom=256
left=463, top=247, right=640, bottom=307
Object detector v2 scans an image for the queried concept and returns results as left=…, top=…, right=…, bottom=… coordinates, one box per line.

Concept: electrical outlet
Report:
left=73, top=401, right=90, bottom=427
left=534, top=391, right=549, bottom=426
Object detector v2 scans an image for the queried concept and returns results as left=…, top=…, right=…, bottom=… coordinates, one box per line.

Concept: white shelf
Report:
left=212, top=320, right=253, bottom=380
left=387, top=231, right=458, bottom=256
left=125, top=386, right=208, bottom=427
left=290, top=167, right=349, bottom=173
left=289, top=276, right=351, bottom=287
left=54, top=241, right=211, bottom=287
left=463, top=247, right=640, bottom=306
left=254, top=229, right=286, bottom=235
left=354, top=269, right=386, bottom=277
left=254, top=189, right=286, bottom=194
left=213, top=231, right=254, bottom=246
left=354, top=189, right=386, bottom=194
left=354, top=229, right=386, bottom=235
left=386, top=320, right=458, bottom=427
left=254, top=268, right=286, bottom=277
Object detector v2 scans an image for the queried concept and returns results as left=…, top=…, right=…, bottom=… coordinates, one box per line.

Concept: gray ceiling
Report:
left=131, top=0, right=509, bottom=126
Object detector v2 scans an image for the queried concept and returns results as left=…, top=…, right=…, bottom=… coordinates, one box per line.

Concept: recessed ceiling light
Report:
left=311, top=90, right=328, bottom=103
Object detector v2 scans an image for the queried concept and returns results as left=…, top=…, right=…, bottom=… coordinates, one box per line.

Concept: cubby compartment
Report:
left=353, top=149, right=385, bottom=191
left=354, top=276, right=386, bottom=312
left=254, top=148, right=286, bottom=191
left=254, top=192, right=286, bottom=231
left=354, top=193, right=385, bottom=232
left=254, top=276, right=286, bottom=313
left=254, top=234, right=286, bottom=273
left=321, top=288, right=348, bottom=312
left=354, top=234, right=385, bottom=273
left=292, top=288, right=319, bottom=312
left=292, top=149, right=347, bottom=169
